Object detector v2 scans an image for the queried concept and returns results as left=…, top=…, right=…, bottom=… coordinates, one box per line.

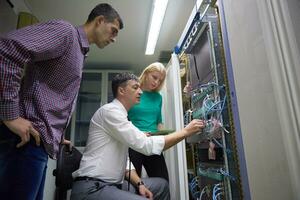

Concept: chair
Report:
left=53, top=144, right=82, bottom=200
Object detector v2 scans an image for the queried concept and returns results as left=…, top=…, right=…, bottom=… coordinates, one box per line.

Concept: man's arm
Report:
left=0, top=20, right=73, bottom=121
left=103, top=107, right=204, bottom=155
left=0, top=20, right=74, bottom=147
left=163, top=119, right=204, bottom=150
left=125, top=170, right=153, bottom=199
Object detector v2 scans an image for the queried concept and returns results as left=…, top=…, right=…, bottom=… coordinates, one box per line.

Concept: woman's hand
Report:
left=144, top=132, right=151, bottom=137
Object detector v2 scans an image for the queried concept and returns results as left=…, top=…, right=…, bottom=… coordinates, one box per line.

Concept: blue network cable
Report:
left=212, top=183, right=222, bottom=200
left=199, top=185, right=209, bottom=200
left=212, top=138, right=232, bottom=154
left=189, top=176, right=201, bottom=199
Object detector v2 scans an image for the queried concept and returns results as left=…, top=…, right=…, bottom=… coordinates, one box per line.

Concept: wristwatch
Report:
left=137, top=181, right=145, bottom=187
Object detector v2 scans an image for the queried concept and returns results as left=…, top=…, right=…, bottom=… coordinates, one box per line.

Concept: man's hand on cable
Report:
left=138, top=184, right=153, bottom=200
left=183, top=119, right=205, bottom=137
left=3, top=117, right=40, bottom=148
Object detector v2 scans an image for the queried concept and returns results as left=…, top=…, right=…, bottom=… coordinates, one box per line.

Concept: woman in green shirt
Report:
left=128, top=62, right=169, bottom=181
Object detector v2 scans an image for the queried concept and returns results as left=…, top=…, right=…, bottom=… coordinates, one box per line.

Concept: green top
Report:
left=128, top=91, right=162, bottom=134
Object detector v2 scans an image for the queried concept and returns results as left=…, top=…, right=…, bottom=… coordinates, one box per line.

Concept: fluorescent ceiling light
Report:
left=145, top=0, right=169, bottom=55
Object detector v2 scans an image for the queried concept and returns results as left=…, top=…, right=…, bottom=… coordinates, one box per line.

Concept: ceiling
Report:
left=25, top=0, right=195, bottom=73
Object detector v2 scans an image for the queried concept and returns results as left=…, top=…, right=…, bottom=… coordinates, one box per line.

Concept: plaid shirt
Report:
left=0, top=20, right=89, bottom=158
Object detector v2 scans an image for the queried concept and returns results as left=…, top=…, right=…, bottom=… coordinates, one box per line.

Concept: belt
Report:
left=74, top=176, right=103, bottom=182
left=74, top=176, right=122, bottom=189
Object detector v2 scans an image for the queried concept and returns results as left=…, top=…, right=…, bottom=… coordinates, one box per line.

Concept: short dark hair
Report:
left=112, top=72, right=139, bottom=98
left=87, top=3, right=124, bottom=29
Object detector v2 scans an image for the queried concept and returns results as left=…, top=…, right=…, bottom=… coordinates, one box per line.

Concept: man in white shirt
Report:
left=71, top=72, right=205, bottom=200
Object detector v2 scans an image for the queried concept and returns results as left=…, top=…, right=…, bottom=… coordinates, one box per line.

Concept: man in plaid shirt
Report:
left=0, top=3, right=123, bottom=200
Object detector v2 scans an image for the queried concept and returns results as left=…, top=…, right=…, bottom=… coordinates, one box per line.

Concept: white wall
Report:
left=44, top=159, right=56, bottom=200
left=162, top=54, right=189, bottom=200
left=287, top=0, right=300, bottom=49
left=222, top=0, right=300, bottom=199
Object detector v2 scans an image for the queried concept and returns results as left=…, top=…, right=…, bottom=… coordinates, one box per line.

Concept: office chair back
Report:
left=53, top=144, right=82, bottom=199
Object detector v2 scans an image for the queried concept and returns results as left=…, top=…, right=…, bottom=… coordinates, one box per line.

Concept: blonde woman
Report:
left=128, top=62, right=169, bottom=181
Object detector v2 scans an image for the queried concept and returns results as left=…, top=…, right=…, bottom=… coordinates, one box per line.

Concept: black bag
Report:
left=53, top=144, right=82, bottom=198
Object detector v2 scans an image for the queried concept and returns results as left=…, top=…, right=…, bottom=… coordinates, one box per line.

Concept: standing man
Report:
left=0, top=3, right=123, bottom=200
left=71, top=72, right=205, bottom=200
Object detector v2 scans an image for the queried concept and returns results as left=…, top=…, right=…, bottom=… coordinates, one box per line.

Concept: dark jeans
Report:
left=129, top=148, right=169, bottom=182
left=0, top=124, right=48, bottom=200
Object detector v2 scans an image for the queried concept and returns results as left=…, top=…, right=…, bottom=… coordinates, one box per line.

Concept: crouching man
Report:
left=71, top=72, right=205, bottom=200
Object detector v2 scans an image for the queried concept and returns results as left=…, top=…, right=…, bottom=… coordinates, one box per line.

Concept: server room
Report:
left=0, top=0, right=299, bottom=200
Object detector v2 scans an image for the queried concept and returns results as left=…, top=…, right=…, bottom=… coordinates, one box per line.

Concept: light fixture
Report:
left=145, top=0, right=169, bottom=55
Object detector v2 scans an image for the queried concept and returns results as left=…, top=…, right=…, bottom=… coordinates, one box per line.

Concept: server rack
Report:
left=162, top=0, right=250, bottom=199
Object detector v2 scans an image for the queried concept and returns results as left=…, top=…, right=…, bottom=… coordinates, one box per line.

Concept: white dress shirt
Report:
left=72, top=99, right=165, bottom=183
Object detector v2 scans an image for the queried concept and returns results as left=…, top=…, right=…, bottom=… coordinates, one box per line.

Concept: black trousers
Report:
left=129, top=148, right=169, bottom=182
